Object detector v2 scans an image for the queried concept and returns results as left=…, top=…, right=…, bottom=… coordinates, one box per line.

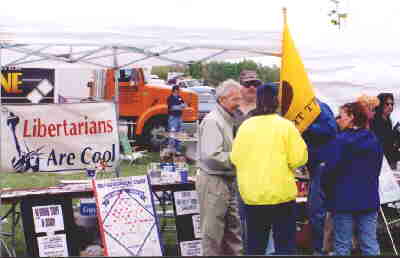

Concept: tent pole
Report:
left=0, top=46, right=3, bottom=257
left=113, top=47, right=121, bottom=178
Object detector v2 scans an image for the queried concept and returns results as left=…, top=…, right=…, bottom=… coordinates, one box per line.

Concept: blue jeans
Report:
left=244, top=201, right=297, bottom=255
left=333, top=211, right=380, bottom=255
left=168, top=115, right=182, bottom=152
left=307, top=169, right=327, bottom=254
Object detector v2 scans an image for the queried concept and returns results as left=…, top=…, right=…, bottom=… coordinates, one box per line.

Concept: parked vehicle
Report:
left=187, top=86, right=216, bottom=121
left=90, top=68, right=198, bottom=150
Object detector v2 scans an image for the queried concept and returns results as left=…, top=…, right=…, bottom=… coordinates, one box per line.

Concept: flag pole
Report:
left=278, top=7, right=287, bottom=115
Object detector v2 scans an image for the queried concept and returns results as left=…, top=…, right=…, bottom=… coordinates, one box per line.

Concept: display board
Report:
left=20, top=196, right=78, bottom=257
left=93, top=176, right=163, bottom=256
left=1, top=102, right=119, bottom=173
left=171, top=187, right=202, bottom=256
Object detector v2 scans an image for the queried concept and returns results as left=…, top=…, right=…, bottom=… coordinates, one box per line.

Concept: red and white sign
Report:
left=1, top=102, right=119, bottom=173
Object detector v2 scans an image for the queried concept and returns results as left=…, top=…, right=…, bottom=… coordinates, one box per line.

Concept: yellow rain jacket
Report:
left=230, top=114, right=308, bottom=205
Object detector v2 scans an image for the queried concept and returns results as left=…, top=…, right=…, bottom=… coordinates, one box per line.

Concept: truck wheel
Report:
left=142, top=117, right=168, bottom=151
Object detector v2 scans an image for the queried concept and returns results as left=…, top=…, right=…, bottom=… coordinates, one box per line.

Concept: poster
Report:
left=179, top=240, right=202, bottom=256
left=1, top=102, right=119, bottom=173
left=192, top=214, right=201, bottom=239
left=32, top=205, right=64, bottom=233
left=37, top=234, right=69, bottom=257
left=1, top=67, right=55, bottom=104
left=173, top=191, right=200, bottom=216
left=379, top=157, right=400, bottom=204
left=93, top=176, right=163, bottom=256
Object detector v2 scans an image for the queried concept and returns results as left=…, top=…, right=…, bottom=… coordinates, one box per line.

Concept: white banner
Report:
left=1, top=102, right=119, bottom=173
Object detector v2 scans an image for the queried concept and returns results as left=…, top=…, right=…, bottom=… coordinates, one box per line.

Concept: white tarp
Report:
left=1, top=102, right=119, bottom=172
left=0, top=25, right=281, bottom=69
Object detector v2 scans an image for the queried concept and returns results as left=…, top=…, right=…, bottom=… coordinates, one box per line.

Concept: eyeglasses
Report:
left=241, top=80, right=262, bottom=88
left=385, top=102, right=394, bottom=106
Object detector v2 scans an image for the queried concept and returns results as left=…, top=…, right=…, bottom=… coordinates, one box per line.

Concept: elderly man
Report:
left=196, top=79, right=243, bottom=256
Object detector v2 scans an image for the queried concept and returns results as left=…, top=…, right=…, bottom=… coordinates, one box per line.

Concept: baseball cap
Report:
left=239, top=70, right=261, bottom=84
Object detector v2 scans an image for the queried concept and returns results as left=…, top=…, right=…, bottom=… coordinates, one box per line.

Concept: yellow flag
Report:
left=279, top=19, right=320, bottom=133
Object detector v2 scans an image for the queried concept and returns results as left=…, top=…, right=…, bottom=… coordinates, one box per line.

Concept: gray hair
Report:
left=215, top=79, right=241, bottom=100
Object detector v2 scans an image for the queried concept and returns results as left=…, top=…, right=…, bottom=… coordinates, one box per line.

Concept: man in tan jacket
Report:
left=196, top=79, right=243, bottom=256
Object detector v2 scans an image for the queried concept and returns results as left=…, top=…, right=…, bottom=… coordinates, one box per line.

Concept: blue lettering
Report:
left=81, top=147, right=92, bottom=165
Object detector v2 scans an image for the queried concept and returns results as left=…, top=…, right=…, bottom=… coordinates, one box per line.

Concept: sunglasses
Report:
left=242, top=80, right=262, bottom=88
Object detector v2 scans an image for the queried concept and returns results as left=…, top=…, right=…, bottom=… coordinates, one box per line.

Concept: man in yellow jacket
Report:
left=230, top=84, right=308, bottom=255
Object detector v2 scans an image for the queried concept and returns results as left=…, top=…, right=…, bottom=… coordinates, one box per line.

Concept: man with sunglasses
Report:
left=235, top=70, right=262, bottom=124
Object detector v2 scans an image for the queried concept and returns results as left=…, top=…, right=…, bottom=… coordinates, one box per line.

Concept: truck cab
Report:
left=100, top=68, right=198, bottom=150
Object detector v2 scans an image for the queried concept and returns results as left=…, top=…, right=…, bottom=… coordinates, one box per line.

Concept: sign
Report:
left=1, top=67, right=55, bottom=104
left=20, top=196, right=78, bottom=257
left=171, top=186, right=202, bottom=256
left=37, top=234, right=69, bottom=257
left=80, top=198, right=97, bottom=217
left=174, top=191, right=200, bottom=216
left=192, top=214, right=201, bottom=239
left=379, top=157, right=400, bottom=204
left=1, top=102, right=119, bottom=173
left=32, top=204, right=64, bottom=233
left=179, top=240, right=202, bottom=256
left=93, top=176, right=163, bottom=256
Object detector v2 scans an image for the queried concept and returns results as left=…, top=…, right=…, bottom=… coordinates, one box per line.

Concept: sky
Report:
left=1, top=0, right=400, bottom=116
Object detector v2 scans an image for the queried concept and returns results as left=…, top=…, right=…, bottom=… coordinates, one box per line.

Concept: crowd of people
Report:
left=192, top=69, right=399, bottom=256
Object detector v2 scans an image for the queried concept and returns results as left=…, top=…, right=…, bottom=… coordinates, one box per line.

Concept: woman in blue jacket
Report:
left=320, top=101, right=384, bottom=255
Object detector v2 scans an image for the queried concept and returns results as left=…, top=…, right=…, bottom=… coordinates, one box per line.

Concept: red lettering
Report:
left=23, top=120, right=31, bottom=137
left=21, top=118, right=114, bottom=137
left=106, top=120, right=113, bottom=133
left=56, top=123, right=62, bottom=137
left=38, top=119, right=47, bottom=137
left=78, top=122, right=84, bottom=135
left=63, top=120, right=69, bottom=136
left=48, top=123, right=56, bottom=137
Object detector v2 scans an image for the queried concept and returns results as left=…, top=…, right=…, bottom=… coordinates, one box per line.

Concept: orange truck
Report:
left=90, top=68, right=198, bottom=149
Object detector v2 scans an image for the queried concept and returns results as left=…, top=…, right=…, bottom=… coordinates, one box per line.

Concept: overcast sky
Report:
left=2, top=0, right=400, bottom=107
left=2, top=0, right=399, bottom=59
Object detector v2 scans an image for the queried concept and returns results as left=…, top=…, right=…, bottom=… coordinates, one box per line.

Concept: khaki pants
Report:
left=196, top=170, right=242, bottom=256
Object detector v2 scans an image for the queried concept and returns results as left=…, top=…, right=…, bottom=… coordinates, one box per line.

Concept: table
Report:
left=1, top=178, right=308, bottom=257
left=0, top=181, right=196, bottom=257
left=0, top=184, right=93, bottom=257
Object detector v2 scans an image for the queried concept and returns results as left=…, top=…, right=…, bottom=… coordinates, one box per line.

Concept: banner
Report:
left=1, top=67, right=55, bottom=104
left=1, top=102, right=119, bottom=172
left=280, top=20, right=321, bottom=133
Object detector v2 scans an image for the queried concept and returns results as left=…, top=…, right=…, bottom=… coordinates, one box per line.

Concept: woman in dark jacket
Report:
left=320, top=101, right=384, bottom=255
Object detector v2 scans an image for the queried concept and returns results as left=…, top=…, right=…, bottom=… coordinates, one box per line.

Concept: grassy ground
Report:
left=0, top=152, right=398, bottom=256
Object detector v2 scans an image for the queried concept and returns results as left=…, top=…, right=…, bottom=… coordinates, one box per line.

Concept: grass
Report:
left=0, top=151, right=195, bottom=257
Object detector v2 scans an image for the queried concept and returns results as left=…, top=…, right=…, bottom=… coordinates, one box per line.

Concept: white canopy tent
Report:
left=0, top=26, right=282, bottom=69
